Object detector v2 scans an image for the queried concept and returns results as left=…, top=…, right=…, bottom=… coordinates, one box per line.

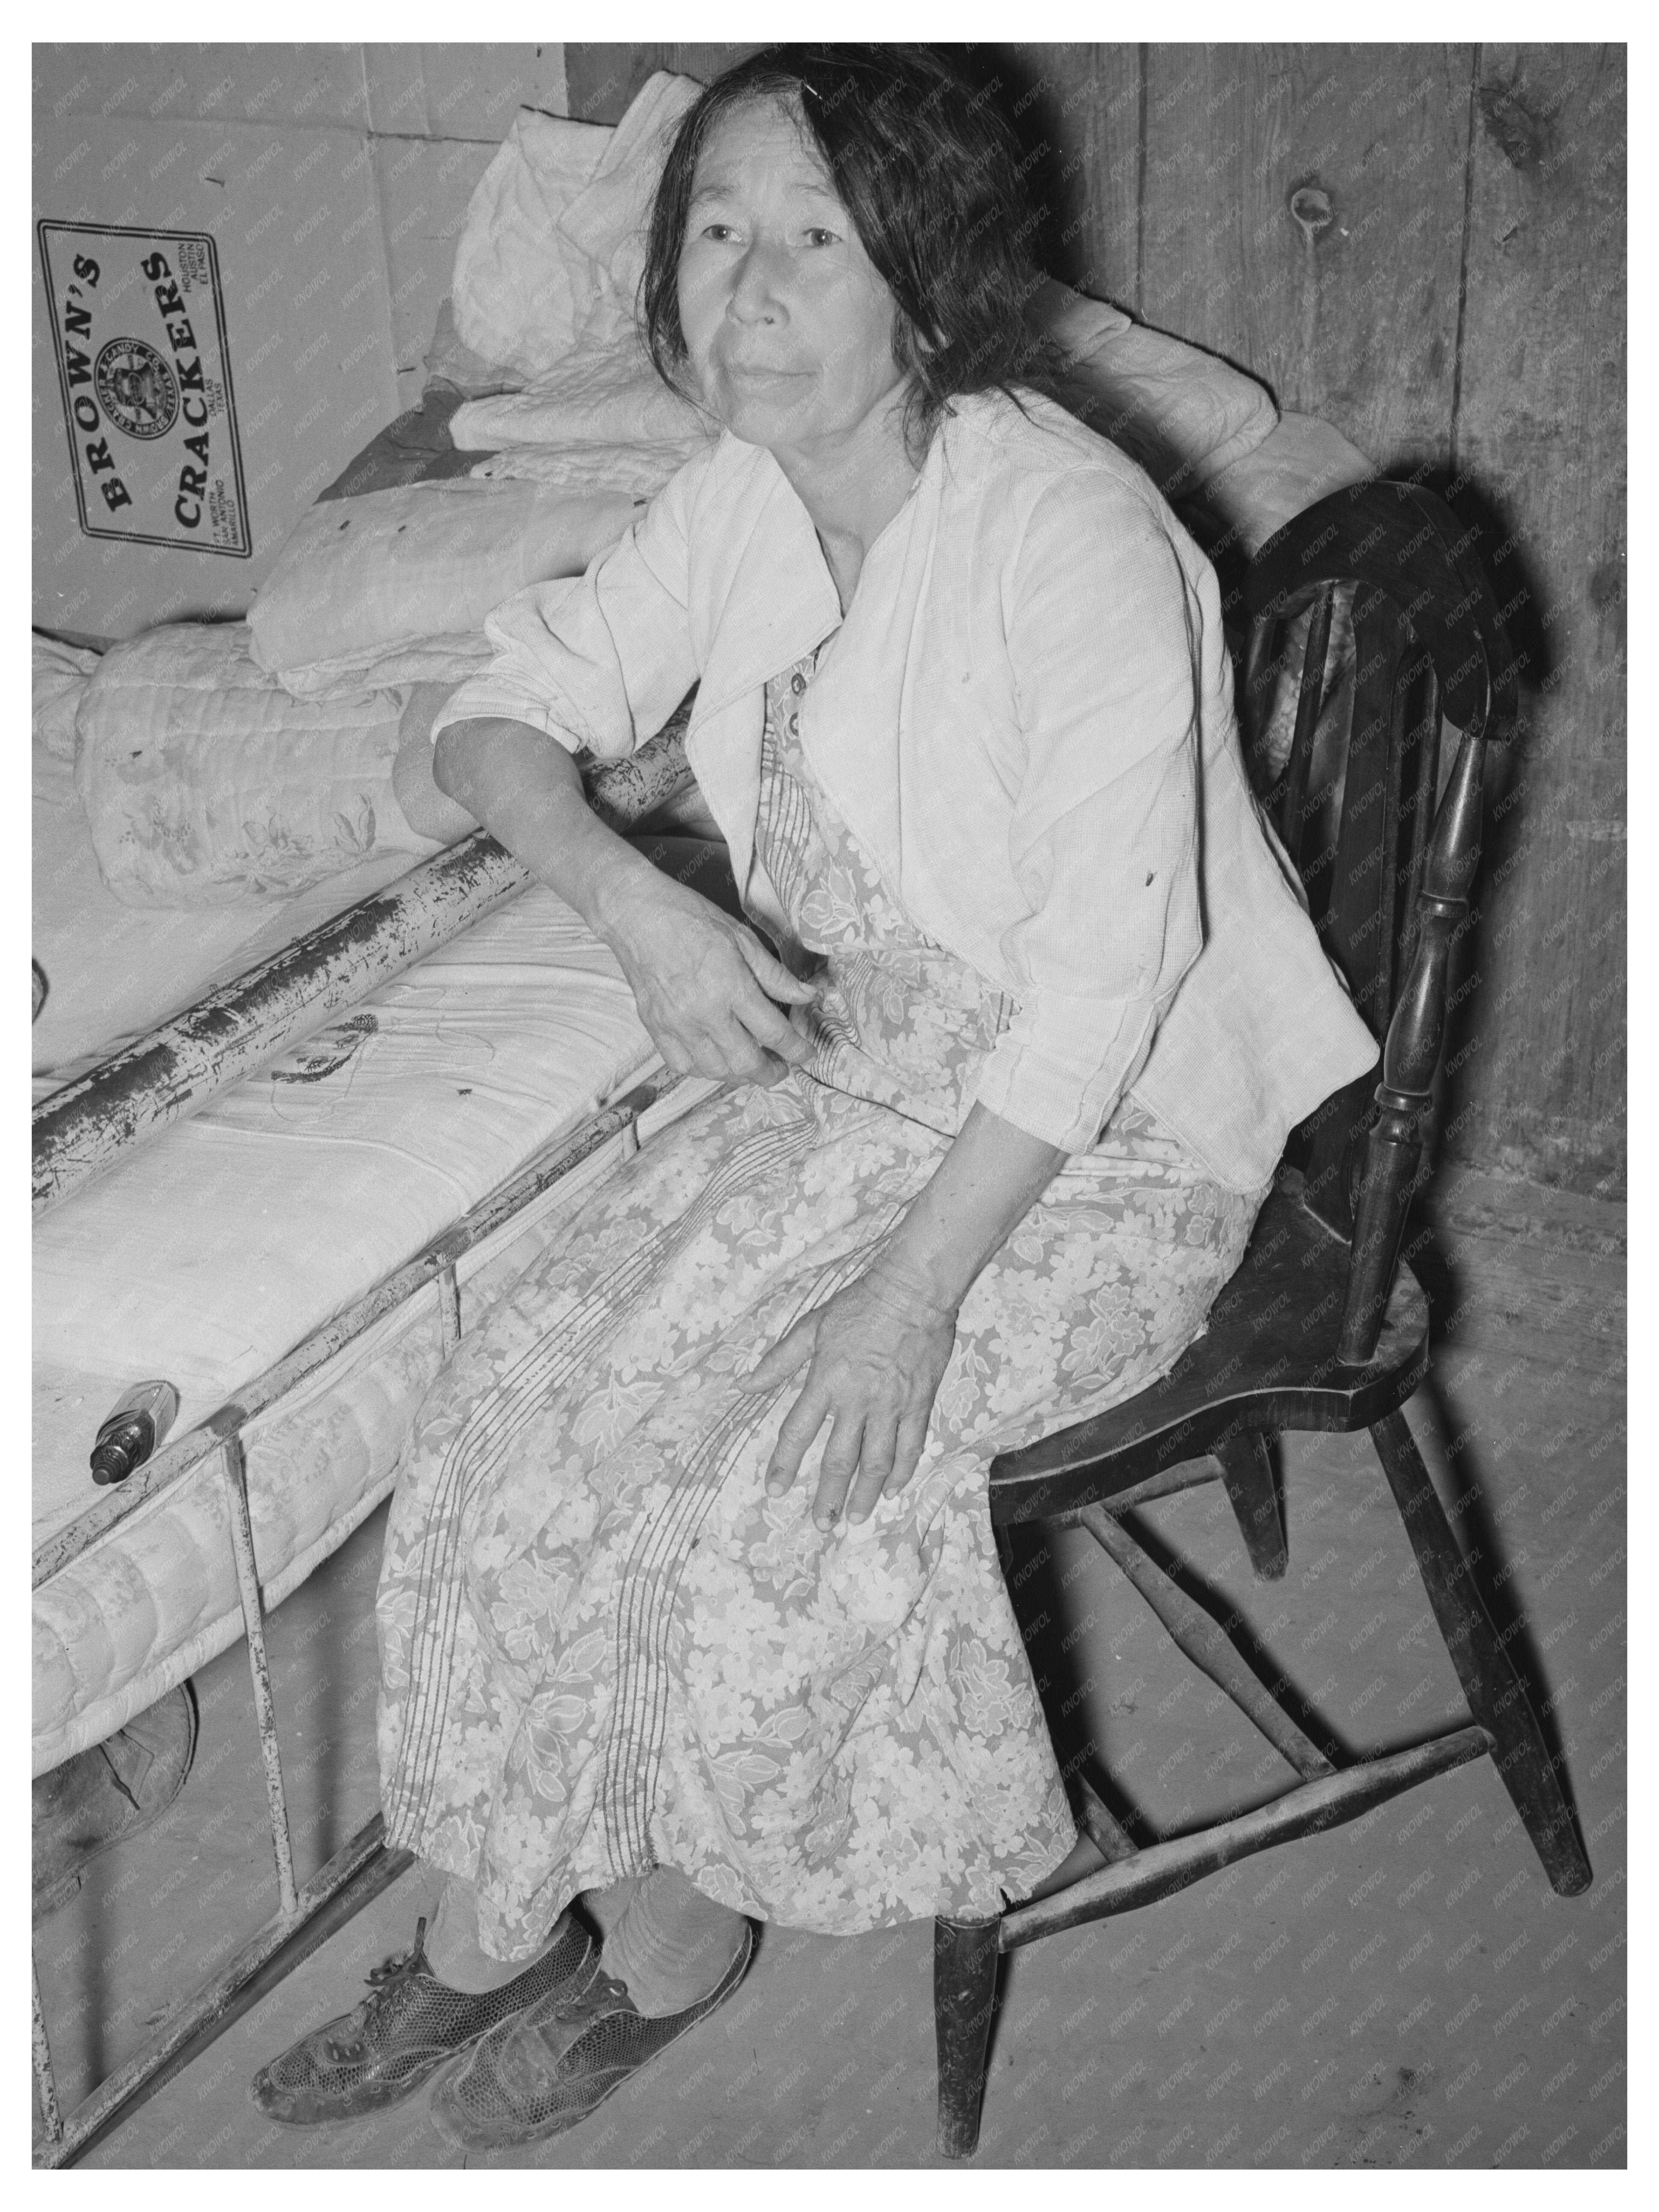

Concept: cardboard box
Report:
left=33, top=111, right=401, bottom=640
left=31, top=44, right=570, bottom=642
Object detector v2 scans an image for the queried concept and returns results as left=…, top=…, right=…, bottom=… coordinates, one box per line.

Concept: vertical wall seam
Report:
left=1448, top=42, right=1480, bottom=478
left=354, top=41, right=373, bottom=134
left=1134, top=43, right=1149, bottom=317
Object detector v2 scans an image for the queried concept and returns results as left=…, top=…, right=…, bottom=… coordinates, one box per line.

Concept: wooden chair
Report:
left=930, top=482, right=1594, bottom=2160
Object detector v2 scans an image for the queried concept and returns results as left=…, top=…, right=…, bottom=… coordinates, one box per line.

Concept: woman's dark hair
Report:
left=640, top=45, right=1056, bottom=449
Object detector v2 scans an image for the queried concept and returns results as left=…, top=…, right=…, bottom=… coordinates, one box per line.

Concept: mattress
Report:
left=32, top=737, right=417, bottom=1087
left=33, top=740, right=663, bottom=1771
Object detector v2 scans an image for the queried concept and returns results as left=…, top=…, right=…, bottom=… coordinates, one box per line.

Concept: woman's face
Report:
left=675, top=97, right=910, bottom=459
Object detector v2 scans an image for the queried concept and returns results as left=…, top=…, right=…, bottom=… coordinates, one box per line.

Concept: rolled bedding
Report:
left=74, top=622, right=442, bottom=907
left=248, top=476, right=641, bottom=684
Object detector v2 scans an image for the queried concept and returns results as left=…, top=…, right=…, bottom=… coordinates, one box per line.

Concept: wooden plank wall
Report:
left=565, top=43, right=1626, bottom=1200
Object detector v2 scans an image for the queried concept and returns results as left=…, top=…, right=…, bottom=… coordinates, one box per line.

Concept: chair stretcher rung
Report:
left=999, top=1724, right=1491, bottom=1950
left=1074, top=1773, right=1138, bottom=1864
left=1080, top=1503, right=1336, bottom=1781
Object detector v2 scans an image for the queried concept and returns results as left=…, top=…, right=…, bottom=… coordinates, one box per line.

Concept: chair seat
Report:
left=989, top=1171, right=1429, bottom=1526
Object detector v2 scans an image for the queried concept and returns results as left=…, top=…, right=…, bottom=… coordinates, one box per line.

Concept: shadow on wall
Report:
left=952, top=45, right=1103, bottom=299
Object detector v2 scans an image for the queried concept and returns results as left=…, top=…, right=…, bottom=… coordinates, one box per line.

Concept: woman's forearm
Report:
left=432, top=716, right=664, bottom=936
left=433, top=715, right=820, bottom=1085
left=874, top=1102, right=1067, bottom=1312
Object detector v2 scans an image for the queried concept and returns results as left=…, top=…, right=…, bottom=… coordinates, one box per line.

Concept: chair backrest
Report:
left=1229, top=484, right=1518, bottom=1352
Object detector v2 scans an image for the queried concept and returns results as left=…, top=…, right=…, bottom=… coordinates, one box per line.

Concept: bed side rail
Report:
left=32, top=728, right=692, bottom=1217
left=31, top=1064, right=710, bottom=2164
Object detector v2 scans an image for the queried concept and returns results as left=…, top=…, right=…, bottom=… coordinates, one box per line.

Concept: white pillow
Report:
left=449, top=74, right=702, bottom=384
left=1034, top=277, right=1133, bottom=362
left=557, top=72, right=705, bottom=347
left=448, top=110, right=613, bottom=382
left=1050, top=306, right=1280, bottom=497
left=1192, top=409, right=1375, bottom=556
left=447, top=84, right=1277, bottom=500
left=33, top=635, right=102, bottom=764
left=453, top=333, right=716, bottom=488
left=249, top=478, right=641, bottom=676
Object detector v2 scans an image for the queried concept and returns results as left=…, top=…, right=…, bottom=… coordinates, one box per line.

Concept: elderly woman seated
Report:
left=253, top=44, right=1375, bottom=2148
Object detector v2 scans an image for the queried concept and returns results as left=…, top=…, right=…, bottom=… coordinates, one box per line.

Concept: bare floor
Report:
left=36, top=1167, right=1626, bottom=2171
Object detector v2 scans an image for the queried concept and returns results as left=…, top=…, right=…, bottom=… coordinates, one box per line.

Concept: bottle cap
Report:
left=90, top=1439, right=133, bottom=1484
left=89, top=1409, right=154, bottom=1486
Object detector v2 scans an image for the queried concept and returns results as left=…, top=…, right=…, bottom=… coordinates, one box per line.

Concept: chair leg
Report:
left=933, top=1914, right=1000, bottom=2160
left=1215, top=1429, right=1288, bottom=1579
left=1369, top=1408, right=1591, bottom=1897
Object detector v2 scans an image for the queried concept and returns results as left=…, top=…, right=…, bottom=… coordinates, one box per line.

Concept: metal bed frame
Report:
left=31, top=744, right=693, bottom=2168
left=32, top=1060, right=694, bottom=2166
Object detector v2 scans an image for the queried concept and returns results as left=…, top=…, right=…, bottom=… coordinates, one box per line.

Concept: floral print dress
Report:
left=376, top=640, right=1269, bottom=1953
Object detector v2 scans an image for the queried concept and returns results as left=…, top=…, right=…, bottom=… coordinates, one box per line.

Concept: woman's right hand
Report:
left=597, top=868, right=821, bottom=1086
left=431, top=716, right=816, bottom=1086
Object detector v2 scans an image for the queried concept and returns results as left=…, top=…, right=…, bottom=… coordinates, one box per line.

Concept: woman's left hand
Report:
left=744, top=1262, right=957, bottom=1530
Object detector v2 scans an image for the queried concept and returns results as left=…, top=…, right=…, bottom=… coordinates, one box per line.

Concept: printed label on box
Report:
left=38, top=220, right=251, bottom=557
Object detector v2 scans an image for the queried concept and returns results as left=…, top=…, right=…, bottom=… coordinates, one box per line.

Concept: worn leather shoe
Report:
left=430, top=1923, right=753, bottom=2150
left=33, top=1684, right=199, bottom=1925
left=250, top=1910, right=597, bottom=2125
